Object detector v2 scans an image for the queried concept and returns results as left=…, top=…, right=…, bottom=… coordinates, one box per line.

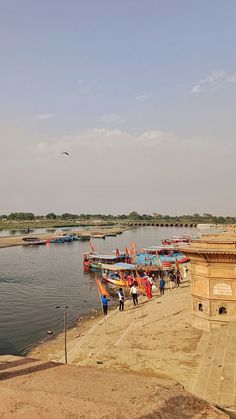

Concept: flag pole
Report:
left=136, top=270, right=145, bottom=327
left=95, top=276, right=110, bottom=334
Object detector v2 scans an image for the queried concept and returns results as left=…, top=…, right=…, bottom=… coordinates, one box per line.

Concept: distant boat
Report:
left=22, top=237, right=39, bottom=242
left=162, top=236, right=190, bottom=246
left=91, top=234, right=106, bottom=239
left=77, top=235, right=90, bottom=241
left=23, top=240, right=46, bottom=246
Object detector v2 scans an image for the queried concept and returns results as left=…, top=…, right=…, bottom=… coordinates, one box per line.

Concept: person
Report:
left=101, top=295, right=109, bottom=315
left=118, top=288, right=124, bottom=311
left=146, top=279, right=152, bottom=299
left=144, top=275, right=153, bottom=299
left=176, top=270, right=182, bottom=287
left=183, top=265, right=188, bottom=279
left=130, top=283, right=138, bottom=306
left=157, top=267, right=162, bottom=279
left=159, top=277, right=165, bottom=295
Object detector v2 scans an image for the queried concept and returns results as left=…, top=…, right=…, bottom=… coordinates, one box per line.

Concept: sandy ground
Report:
left=0, top=354, right=228, bottom=419
left=29, top=278, right=203, bottom=392
left=0, top=276, right=231, bottom=417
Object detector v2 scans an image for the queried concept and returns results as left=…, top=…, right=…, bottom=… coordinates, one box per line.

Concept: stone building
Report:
left=182, top=233, right=236, bottom=331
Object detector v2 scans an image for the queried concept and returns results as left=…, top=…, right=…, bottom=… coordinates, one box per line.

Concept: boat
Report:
left=162, top=236, right=190, bottom=246
left=102, top=275, right=127, bottom=287
left=46, top=235, right=75, bottom=244
left=22, top=237, right=39, bottom=242
left=91, top=234, right=106, bottom=239
left=22, top=240, right=47, bottom=246
left=137, top=246, right=189, bottom=270
left=83, top=252, right=132, bottom=271
left=77, top=235, right=90, bottom=241
left=101, top=262, right=137, bottom=287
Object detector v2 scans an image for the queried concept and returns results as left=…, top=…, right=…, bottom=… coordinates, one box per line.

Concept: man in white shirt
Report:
left=118, top=288, right=124, bottom=311
left=130, top=284, right=138, bottom=306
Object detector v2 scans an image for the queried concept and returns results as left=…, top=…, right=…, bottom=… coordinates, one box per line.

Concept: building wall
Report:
left=185, top=244, right=236, bottom=330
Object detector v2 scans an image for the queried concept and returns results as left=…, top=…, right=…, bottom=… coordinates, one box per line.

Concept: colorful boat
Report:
left=162, top=236, right=190, bottom=246
left=83, top=252, right=131, bottom=271
left=102, top=275, right=128, bottom=287
left=101, top=262, right=137, bottom=287
left=137, top=246, right=188, bottom=270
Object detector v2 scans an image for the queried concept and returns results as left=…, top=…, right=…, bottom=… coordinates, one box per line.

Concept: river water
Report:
left=0, top=226, right=197, bottom=356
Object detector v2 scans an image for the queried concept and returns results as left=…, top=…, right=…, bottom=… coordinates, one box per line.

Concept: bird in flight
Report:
left=61, top=151, right=69, bottom=156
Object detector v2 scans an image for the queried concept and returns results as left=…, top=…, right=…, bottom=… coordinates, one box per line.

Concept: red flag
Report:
left=116, top=248, right=120, bottom=257
left=89, top=239, right=95, bottom=253
left=126, top=247, right=131, bottom=256
left=95, top=277, right=110, bottom=297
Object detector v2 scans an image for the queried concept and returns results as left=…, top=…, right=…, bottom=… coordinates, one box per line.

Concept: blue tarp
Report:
left=137, top=252, right=185, bottom=265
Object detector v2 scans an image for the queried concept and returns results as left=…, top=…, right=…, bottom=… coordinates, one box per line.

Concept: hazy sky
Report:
left=0, top=0, right=235, bottom=215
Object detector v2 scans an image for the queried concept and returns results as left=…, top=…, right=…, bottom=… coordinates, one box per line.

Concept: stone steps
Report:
left=192, top=323, right=236, bottom=413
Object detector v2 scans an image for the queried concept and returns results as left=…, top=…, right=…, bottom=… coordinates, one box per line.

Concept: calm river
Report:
left=0, top=227, right=197, bottom=356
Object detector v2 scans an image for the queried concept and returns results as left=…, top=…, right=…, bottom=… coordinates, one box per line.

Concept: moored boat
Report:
left=162, top=236, right=190, bottom=246
left=22, top=240, right=47, bottom=246
left=91, top=234, right=106, bottom=239
left=137, top=246, right=189, bottom=270
left=83, top=252, right=132, bottom=271
left=22, top=237, right=39, bottom=242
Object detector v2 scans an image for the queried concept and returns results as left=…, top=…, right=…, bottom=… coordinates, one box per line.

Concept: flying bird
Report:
left=61, top=151, right=69, bottom=156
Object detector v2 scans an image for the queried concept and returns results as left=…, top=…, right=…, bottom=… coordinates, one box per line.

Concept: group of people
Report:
left=101, top=266, right=186, bottom=315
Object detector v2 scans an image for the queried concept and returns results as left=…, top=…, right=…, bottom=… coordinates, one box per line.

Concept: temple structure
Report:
left=182, top=233, right=236, bottom=331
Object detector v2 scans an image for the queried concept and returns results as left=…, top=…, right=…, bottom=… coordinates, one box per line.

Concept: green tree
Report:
left=46, top=213, right=57, bottom=220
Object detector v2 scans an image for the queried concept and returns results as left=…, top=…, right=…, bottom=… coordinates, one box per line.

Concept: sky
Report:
left=0, top=0, right=235, bottom=215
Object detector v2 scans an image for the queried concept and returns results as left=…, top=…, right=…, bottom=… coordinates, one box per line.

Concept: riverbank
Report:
left=28, top=278, right=236, bottom=415
left=0, top=226, right=128, bottom=249
left=29, top=279, right=203, bottom=391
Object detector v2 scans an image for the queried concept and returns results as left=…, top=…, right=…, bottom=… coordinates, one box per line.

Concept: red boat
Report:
left=162, top=236, right=190, bottom=246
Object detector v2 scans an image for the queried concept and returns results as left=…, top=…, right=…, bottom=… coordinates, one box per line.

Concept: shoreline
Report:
left=25, top=301, right=118, bottom=358
left=0, top=226, right=129, bottom=249
left=28, top=278, right=202, bottom=391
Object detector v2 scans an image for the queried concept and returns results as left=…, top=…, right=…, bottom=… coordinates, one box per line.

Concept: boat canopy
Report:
left=140, top=245, right=175, bottom=252
left=101, top=262, right=137, bottom=271
left=89, top=253, right=119, bottom=260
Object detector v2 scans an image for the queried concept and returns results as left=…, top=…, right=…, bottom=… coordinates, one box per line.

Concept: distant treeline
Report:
left=1, top=211, right=235, bottom=224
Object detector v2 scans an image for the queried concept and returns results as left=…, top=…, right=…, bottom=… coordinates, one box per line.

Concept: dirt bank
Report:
left=29, top=279, right=203, bottom=392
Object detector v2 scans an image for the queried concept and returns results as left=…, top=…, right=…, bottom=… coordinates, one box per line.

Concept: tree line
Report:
left=0, top=211, right=235, bottom=224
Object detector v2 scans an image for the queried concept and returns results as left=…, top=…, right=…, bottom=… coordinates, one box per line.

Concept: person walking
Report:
left=183, top=265, right=188, bottom=279
left=118, top=288, right=124, bottom=311
left=101, top=295, right=109, bottom=315
left=176, top=270, right=182, bottom=287
left=159, top=277, right=165, bottom=295
left=130, top=283, right=138, bottom=306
